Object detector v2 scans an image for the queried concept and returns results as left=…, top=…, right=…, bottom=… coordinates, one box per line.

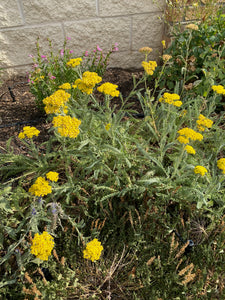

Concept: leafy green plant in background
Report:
left=154, top=9, right=225, bottom=111
left=1, top=10, right=225, bottom=299
left=28, top=37, right=118, bottom=111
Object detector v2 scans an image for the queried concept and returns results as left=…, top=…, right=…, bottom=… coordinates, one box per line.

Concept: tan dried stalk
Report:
left=175, top=240, right=189, bottom=258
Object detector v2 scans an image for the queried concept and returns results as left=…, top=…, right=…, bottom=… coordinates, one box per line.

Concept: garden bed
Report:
left=0, top=68, right=143, bottom=153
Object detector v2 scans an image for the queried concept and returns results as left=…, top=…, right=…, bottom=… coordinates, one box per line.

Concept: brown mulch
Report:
left=0, top=68, right=143, bottom=154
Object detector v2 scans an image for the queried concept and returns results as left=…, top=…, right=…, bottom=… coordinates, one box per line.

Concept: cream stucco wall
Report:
left=0, top=0, right=165, bottom=77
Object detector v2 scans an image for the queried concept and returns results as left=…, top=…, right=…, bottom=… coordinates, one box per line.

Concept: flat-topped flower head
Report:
left=97, top=82, right=119, bottom=97
left=184, top=145, right=196, bottom=155
left=194, top=165, right=208, bottom=176
left=196, top=114, right=213, bottom=132
left=139, top=47, right=153, bottom=54
left=52, top=115, right=81, bottom=138
left=217, top=158, right=225, bottom=174
left=83, top=238, right=103, bottom=262
left=142, top=61, right=157, bottom=75
left=73, top=71, right=102, bottom=94
left=211, top=85, right=225, bottom=95
left=30, top=231, right=54, bottom=261
left=18, top=126, right=40, bottom=139
left=162, top=54, right=172, bottom=62
left=58, top=83, right=71, bottom=90
left=46, top=171, right=59, bottom=182
left=159, top=92, right=182, bottom=107
left=66, top=57, right=82, bottom=68
left=177, top=136, right=189, bottom=144
left=177, top=127, right=203, bottom=143
left=29, top=177, right=52, bottom=197
left=43, top=89, right=70, bottom=114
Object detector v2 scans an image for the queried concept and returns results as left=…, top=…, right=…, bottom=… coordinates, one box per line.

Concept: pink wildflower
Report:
left=69, top=50, right=74, bottom=54
left=113, top=43, right=119, bottom=52
left=66, top=37, right=71, bottom=40
left=97, top=45, right=102, bottom=52
left=60, top=49, right=64, bottom=56
left=84, top=51, right=89, bottom=57
left=41, top=55, right=47, bottom=58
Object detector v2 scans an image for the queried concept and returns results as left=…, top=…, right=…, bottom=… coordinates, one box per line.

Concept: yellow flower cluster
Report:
left=52, top=115, right=81, bottom=138
left=105, top=123, right=111, bottom=131
left=29, top=176, right=52, bottom=197
left=177, top=127, right=203, bottom=144
left=159, top=92, right=182, bottom=107
left=211, top=85, right=225, bottom=95
left=59, top=83, right=71, bottom=90
left=185, top=24, right=199, bottom=31
left=97, top=82, right=120, bottom=97
left=18, top=126, right=40, bottom=139
left=30, top=231, right=54, bottom=261
left=139, top=47, right=153, bottom=54
left=142, top=60, right=157, bottom=75
left=73, top=71, right=102, bottom=94
left=184, top=145, right=196, bottom=155
left=194, top=165, right=208, bottom=176
left=66, top=57, right=82, bottom=68
left=83, top=238, right=103, bottom=262
left=46, top=171, right=59, bottom=182
left=217, top=158, right=225, bottom=174
left=196, top=114, right=213, bottom=131
left=43, top=89, right=71, bottom=114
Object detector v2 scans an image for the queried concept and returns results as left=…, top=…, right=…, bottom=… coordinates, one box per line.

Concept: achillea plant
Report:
left=83, top=238, right=103, bottom=262
left=30, top=231, right=54, bottom=261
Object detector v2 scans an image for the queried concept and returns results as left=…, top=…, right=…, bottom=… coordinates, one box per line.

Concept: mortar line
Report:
left=61, top=23, right=66, bottom=40
left=96, top=0, right=100, bottom=16
left=130, top=16, right=133, bottom=51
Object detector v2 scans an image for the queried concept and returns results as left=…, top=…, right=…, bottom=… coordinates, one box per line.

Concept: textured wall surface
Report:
left=0, top=0, right=165, bottom=77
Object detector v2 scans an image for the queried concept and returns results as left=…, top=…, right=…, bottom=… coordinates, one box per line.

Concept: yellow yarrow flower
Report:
left=177, top=127, right=203, bottom=143
left=217, top=158, right=225, bottom=174
left=18, top=126, right=40, bottom=139
left=97, top=82, right=120, bottom=97
left=29, top=177, right=52, bottom=197
left=43, top=89, right=70, bottom=114
left=184, top=145, right=196, bottom=155
left=105, top=123, right=111, bottom=131
left=59, top=83, right=71, bottom=90
left=46, top=171, right=59, bottom=182
left=196, top=114, right=213, bottom=132
left=142, top=61, right=157, bottom=75
left=211, top=85, right=225, bottom=95
left=177, top=136, right=189, bottom=144
left=52, top=115, right=81, bottom=138
left=159, top=92, right=182, bottom=107
left=73, top=71, right=102, bottom=94
left=30, top=231, right=54, bottom=261
left=66, top=57, right=82, bottom=68
left=83, top=238, right=103, bottom=262
left=194, top=165, right=208, bottom=176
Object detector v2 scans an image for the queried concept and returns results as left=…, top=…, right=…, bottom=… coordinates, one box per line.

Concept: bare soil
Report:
left=0, top=68, right=143, bottom=153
